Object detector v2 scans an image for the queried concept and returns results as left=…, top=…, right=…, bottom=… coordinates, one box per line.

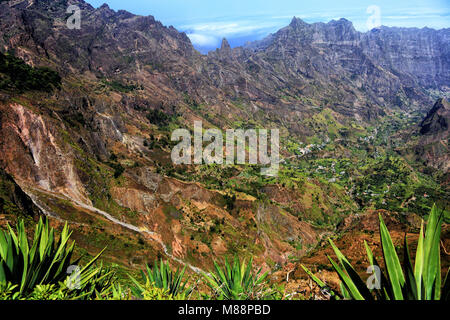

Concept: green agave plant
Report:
left=110, top=283, right=131, bottom=300
left=203, top=255, right=270, bottom=300
left=66, top=264, right=119, bottom=300
left=132, top=284, right=179, bottom=300
left=0, top=281, right=19, bottom=300
left=0, top=217, right=110, bottom=298
left=303, top=205, right=449, bottom=300
left=130, top=259, right=192, bottom=299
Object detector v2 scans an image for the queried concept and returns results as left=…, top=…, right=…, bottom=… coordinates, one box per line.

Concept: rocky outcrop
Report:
left=420, top=98, right=449, bottom=135
left=0, top=168, right=42, bottom=218
left=0, top=102, right=91, bottom=204
left=413, top=99, right=450, bottom=171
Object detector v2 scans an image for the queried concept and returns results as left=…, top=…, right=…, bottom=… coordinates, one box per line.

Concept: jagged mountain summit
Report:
left=242, top=17, right=449, bottom=106
left=1, top=1, right=448, bottom=120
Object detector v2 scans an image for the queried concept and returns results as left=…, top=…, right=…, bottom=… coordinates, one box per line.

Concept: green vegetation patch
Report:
left=0, top=52, right=61, bottom=92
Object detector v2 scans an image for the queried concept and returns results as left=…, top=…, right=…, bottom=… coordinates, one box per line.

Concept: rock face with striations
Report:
left=1, top=3, right=448, bottom=122
left=361, top=27, right=450, bottom=90
left=239, top=17, right=449, bottom=111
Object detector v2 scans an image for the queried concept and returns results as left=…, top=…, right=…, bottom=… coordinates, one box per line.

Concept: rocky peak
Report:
left=95, top=2, right=116, bottom=19
left=328, top=18, right=354, bottom=28
left=271, top=16, right=361, bottom=45
left=220, top=38, right=231, bottom=51
left=219, top=38, right=233, bottom=56
left=328, top=18, right=357, bottom=33
left=99, top=3, right=110, bottom=9
left=289, top=17, right=308, bottom=29
left=210, top=38, right=233, bottom=60
left=0, top=0, right=199, bottom=76
left=313, top=18, right=359, bottom=42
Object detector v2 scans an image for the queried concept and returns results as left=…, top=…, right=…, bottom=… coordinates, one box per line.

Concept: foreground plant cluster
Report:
left=0, top=218, right=279, bottom=300
left=303, top=205, right=449, bottom=300
left=0, top=205, right=448, bottom=300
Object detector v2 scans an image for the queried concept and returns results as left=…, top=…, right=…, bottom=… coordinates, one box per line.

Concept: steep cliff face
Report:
left=362, top=27, right=450, bottom=91
left=420, top=98, right=449, bottom=135
left=239, top=18, right=448, bottom=111
left=0, top=168, right=42, bottom=219
left=0, top=102, right=91, bottom=204
left=0, top=0, right=219, bottom=112
left=0, top=0, right=198, bottom=73
left=414, top=99, right=450, bottom=171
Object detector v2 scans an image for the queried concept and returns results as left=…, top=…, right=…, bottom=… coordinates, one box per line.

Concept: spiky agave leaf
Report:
left=328, top=239, right=374, bottom=300
left=364, top=240, right=392, bottom=300
left=130, top=259, right=192, bottom=298
left=422, top=205, right=443, bottom=299
left=0, top=217, right=109, bottom=298
left=300, top=264, right=341, bottom=300
left=402, top=236, right=417, bottom=300
left=378, top=213, right=405, bottom=299
left=203, top=255, right=269, bottom=300
left=303, top=205, right=445, bottom=300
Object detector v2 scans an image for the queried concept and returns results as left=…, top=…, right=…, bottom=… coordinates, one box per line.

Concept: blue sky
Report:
left=86, top=0, right=450, bottom=53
